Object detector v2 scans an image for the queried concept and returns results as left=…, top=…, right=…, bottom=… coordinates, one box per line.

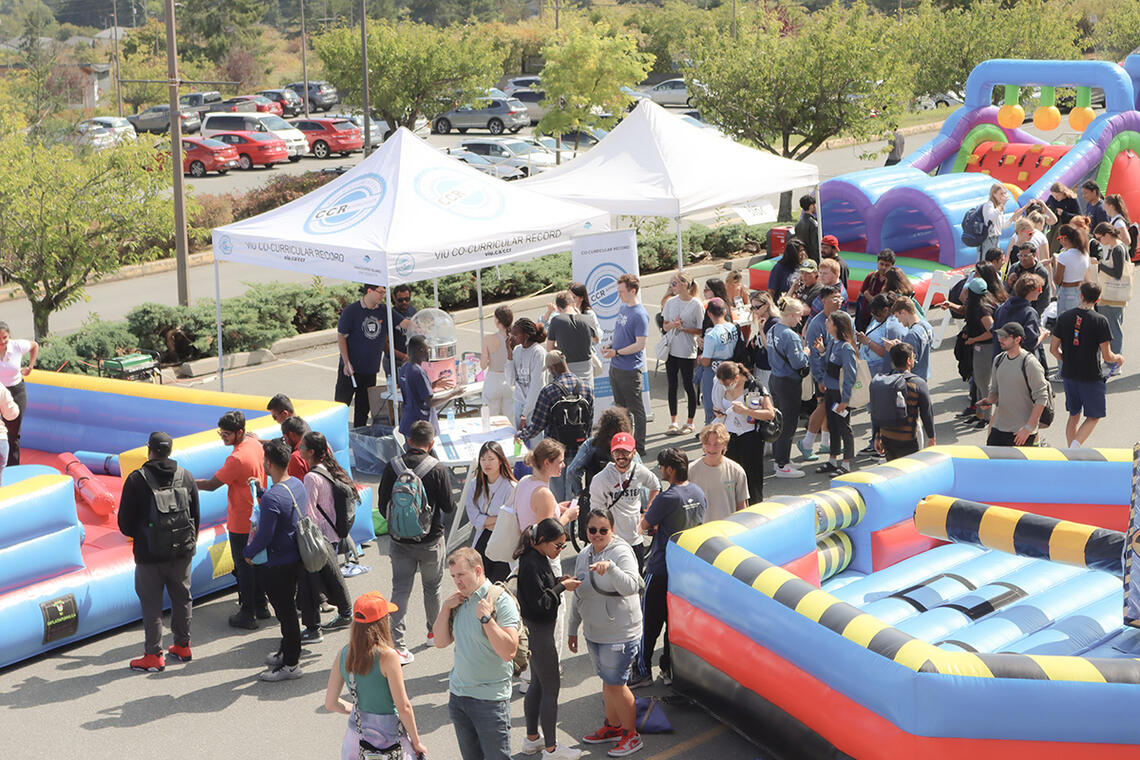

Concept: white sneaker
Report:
left=521, top=736, right=545, bottom=755
left=396, top=648, right=415, bottom=665
left=544, top=745, right=583, bottom=760
left=259, top=663, right=302, bottom=681
left=774, top=465, right=806, bottom=479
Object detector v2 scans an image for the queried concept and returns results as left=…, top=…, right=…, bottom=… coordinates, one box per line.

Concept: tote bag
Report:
left=484, top=488, right=521, bottom=564
left=848, top=358, right=873, bottom=409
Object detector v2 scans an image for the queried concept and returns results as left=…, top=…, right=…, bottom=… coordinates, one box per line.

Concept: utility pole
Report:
left=300, top=0, right=310, bottom=118
left=360, top=0, right=371, bottom=154
left=555, top=0, right=560, bottom=30
left=165, top=0, right=190, bottom=307
left=732, top=0, right=737, bottom=39
left=112, top=0, right=123, bottom=116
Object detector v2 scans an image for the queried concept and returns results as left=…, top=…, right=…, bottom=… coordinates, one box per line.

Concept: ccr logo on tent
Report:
left=304, top=174, right=387, bottom=235
left=413, top=168, right=505, bottom=220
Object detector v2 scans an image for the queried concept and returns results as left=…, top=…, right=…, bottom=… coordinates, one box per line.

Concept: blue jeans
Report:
left=700, top=361, right=721, bottom=424
left=449, top=692, right=511, bottom=760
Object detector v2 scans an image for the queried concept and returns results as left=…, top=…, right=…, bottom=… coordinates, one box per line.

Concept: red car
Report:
left=290, top=117, right=364, bottom=158
left=209, top=131, right=290, bottom=169
left=222, top=95, right=284, bottom=116
left=182, top=137, right=240, bottom=177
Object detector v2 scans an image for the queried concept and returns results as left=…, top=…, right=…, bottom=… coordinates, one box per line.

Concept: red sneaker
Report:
left=167, top=644, right=192, bottom=662
left=582, top=723, right=624, bottom=744
left=607, top=731, right=644, bottom=757
left=129, top=653, right=166, bottom=672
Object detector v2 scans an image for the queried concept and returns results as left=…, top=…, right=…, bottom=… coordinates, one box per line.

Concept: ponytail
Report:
left=513, top=517, right=564, bottom=560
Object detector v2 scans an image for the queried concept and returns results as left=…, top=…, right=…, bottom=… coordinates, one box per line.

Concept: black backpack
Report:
left=311, top=464, right=360, bottom=540
left=139, top=466, right=196, bottom=561
left=961, top=204, right=989, bottom=247
left=869, top=372, right=912, bottom=428
left=730, top=324, right=751, bottom=367
left=548, top=383, right=592, bottom=452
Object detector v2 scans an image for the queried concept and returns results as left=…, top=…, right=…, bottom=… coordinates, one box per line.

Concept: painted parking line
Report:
left=643, top=725, right=728, bottom=760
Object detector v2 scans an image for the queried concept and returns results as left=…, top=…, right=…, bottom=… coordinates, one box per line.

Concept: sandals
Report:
left=665, top=423, right=681, bottom=435
left=680, top=423, right=694, bottom=434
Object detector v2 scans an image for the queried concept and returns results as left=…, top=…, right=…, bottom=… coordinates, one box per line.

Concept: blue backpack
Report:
left=388, top=455, right=437, bottom=540
left=960, top=204, right=989, bottom=247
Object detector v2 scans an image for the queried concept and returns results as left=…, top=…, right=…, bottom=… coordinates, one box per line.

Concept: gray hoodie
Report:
left=567, top=536, right=643, bottom=644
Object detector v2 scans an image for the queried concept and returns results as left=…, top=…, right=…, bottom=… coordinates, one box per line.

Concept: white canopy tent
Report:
left=211, top=127, right=609, bottom=391
left=521, top=100, right=820, bottom=263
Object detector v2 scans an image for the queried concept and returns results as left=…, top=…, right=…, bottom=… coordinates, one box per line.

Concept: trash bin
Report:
left=767, top=226, right=794, bottom=259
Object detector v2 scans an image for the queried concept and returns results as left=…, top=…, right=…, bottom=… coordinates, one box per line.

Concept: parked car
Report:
left=127, top=105, right=201, bottom=134
left=223, top=95, right=283, bottom=116
left=433, top=98, right=529, bottom=135
left=179, top=91, right=256, bottom=117
left=71, top=122, right=116, bottom=150
left=208, top=131, right=290, bottom=170
left=914, top=92, right=963, bottom=111
left=443, top=147, right=524, bottom=180
left=459, top=136, right=558, bottom=176
left=503, top=75, right=541, bottom=95
left=200, top=112, right=307, bottom=160
left=641, top=78, right=690, bottom=107
left=179, top=136, right=240, bottom=177
left=510, top=89, right=548, bottom=125
left=77, top=116, right=136, bottom=142
left=258, top=88, right=305, bottom=117
left=290, top=117, right=364, bottom=158
left=285, top=81, right=340, bottom=111
left=534, top=127, right=608, bottom=150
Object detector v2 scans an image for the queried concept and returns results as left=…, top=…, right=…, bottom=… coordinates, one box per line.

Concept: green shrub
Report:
left=37, top=340, right=88, bottom=375
left=231, top=171, right=340, bottom=222
left=67, top=318, right=138, bottom=360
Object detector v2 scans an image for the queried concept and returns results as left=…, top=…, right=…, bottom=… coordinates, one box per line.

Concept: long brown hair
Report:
left=474, top=440, right=515, bottom=505
left=344, top=616, right=394, bottom=675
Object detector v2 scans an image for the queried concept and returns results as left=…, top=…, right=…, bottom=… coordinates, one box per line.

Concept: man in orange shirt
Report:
left=196, top=410, right=268, bottom=629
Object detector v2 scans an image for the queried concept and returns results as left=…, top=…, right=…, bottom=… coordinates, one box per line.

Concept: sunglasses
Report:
left=588, top=526, right=610, bottom=535
left=552, top=542, right=566, bottom=552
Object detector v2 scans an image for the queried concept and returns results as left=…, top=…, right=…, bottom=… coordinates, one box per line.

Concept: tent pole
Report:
left=386, top=282, right=399, bottom=431
left=214, top=257, right=224, bottom=391
left=476, top=268, right=485, bottom=366
left=814, top=183, right=826, bottom=255
left=433, top=278, right=439, bottom=308
left=675, top=216, right=683, bottom=270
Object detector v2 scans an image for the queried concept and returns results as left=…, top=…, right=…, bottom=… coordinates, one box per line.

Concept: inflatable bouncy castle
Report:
left=0, top=373, right=374, bottom=669
left=667, top=446, right=1140, bottom=758
left=821, top=57, right=1140, bottom=268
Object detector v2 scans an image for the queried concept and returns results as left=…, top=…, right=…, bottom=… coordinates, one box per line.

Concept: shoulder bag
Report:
left=347, top=672, right=405, bottom=760
left=484, top=484, right=521, bottom=564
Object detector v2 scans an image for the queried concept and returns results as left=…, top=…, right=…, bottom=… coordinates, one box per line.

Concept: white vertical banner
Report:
left=571, top=229, right=652, bottom=421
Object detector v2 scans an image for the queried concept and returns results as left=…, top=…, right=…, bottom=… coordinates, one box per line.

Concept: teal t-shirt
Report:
left=449, top=580, right=520, bottom=701
left=339, top=647, right=396, bottom=715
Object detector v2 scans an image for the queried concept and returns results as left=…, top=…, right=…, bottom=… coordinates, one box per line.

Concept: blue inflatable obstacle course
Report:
left=0, top=372, right=374, bottom=669
left=667, top=446, right=1140, bottom=758
left=822, top=57, right=1140, bottom=268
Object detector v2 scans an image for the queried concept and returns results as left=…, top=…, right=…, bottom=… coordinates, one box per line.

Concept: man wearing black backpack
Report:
left=981, top=323, right=1050, bottom=447
left=516, top=350, right=593, bottom=501
left=377, top=419, right=455, bottom=664
left=871, top=344, right=935, bottom=461
left=118, top=432, right=200, bottom=673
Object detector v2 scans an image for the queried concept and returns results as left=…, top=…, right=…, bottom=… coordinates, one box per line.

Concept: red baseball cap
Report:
left=821, top=234, right=840, bottom=248
left=610, top=433, right=636, bottom=452
left=353, top=592, right=398, bottom=623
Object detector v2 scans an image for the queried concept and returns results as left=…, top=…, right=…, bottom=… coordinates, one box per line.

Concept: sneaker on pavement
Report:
left=256, top=605, right=272, bottom=620
left=259, top=663, right=302, bottom=682
left=520, top=736, right=545, bottom=755
left=228, top=611, right=258, bottom=630
left=582, top=723, right=625, bottom=745
left=627, top=671, right=653, bottom=690
left=858, top=442, right=878, bottom=455
left=129, top=653, right=165, bottom=672
left=774, top=465, right=806, bottom=479
left=321, top=613, right=353, bottom=631
left=265, top=651, right=284, bottom=668
left=319, top=601, right=336, bottom=613
left=167, top=644, right=192, bottom=662
left=608, top=731, right=644, bottom=757
left=396, top=648, right=414, bottom=666
left=815, top=462, right=839, bottom=474
left=796, top=440, right=819, bottom=461
left=544, top=745, right=583, bottom=760
left=300, top=626, right=324, bottom=644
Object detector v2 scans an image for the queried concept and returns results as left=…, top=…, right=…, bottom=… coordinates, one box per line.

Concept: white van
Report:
left=200, top=112, right=308, bottom=161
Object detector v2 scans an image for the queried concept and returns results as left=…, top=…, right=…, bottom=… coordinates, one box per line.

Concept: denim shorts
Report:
left=587, top=638, right=640, bottom=686
left=1062, top=378, right=1107, bottom=419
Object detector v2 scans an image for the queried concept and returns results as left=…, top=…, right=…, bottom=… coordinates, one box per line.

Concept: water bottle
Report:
left=481, top=405, right=491, bottom=431
left=895, top=389, right=907, bottom=418
left=446, top=404, right=455, bottom=428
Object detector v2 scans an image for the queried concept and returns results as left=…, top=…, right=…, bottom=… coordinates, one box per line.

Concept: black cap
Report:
left=147, top=431, right=173, bottom=455
left=994, top=322, right=1025, bottom=340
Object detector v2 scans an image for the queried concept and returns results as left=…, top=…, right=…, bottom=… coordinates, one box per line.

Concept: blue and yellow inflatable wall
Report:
left=0, top=372, right=373, bottom=669
left=667, top=446, right=1140, bottom=758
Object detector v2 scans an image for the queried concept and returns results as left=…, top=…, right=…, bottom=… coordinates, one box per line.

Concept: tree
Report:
left=0, top=123, right=176, bottom=339
left=405, top=0, right=499, bottom=27
left=538, top=22, right=655, bottom=152
left=625, top=0, right=729, bottom=76
left=178, top=0, right=267, bottom=63
left=686, top=2, right=913, bottom=219
left=315, top=20, right=502, bottom=135
left=13, top=6, right=65, bottom=131
left=1089, top=0, right=1140, bottom=59
left=900, top=0, right=1083, bottom=100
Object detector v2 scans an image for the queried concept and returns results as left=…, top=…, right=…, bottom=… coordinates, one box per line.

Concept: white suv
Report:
left=458, top=137, right=559, bottom=177
left=200, top=113, right=308, bottom=161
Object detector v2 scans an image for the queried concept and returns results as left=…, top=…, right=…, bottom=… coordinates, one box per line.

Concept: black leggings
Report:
left=665, top=355, right=697, bottom=420
left=727, top=430, right=765, bottom=504
left=824, top=388, right=854, bottom=461
left=638, top=570, right=670, bottom=677
left=5, top=381, right=25, bottom=467
left=298, top=544, right=352, bottom=629
left=769, top=374, right=802, bottom=467
left=523, top=617, right=561, bottom=750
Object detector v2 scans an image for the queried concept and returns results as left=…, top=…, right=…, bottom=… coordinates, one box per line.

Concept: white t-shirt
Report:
left=661, top=296, right=703, bottom=359
left=0, top=339, right=31, bottom=387
left=689, top=457, right=749, bottom=524
left=982, top=200, right=1006, bottom=238
left=1056, top=247, right=1089, bottom=284
left=1028, top=230, right=1049, bottom=260
left=589, top=462, right=660, bottom=547
left=711, top=382, right=765, bottom=435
